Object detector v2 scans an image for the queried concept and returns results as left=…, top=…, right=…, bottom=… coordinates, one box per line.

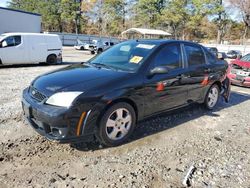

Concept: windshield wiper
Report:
left=91, top=63, right=115, bottom=70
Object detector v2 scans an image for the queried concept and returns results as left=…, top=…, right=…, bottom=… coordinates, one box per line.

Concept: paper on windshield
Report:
left=129, top=56, right=143, bottom=64
left=136, top=44, right=155, bottom=49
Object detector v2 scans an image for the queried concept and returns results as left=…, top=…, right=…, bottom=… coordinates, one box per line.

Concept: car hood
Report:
left=32, top=64, right=128, bottom=96
left=231, top=59, right=250, bottom=69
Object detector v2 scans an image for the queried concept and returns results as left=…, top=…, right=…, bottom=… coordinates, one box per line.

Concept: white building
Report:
left=0, top=7, right=41, bottom=34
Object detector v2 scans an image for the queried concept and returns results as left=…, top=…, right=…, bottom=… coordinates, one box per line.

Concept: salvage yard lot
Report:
left=0, top=47, right=249, bottom=187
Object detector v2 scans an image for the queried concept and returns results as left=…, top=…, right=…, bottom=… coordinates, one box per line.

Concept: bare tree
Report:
left=230, top=0, right=250, bottom=44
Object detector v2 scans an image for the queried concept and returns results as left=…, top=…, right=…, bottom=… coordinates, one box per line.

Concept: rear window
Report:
left=185, top=45, right=206, bottom=66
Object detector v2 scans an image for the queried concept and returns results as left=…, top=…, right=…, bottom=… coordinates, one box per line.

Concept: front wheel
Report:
left=204, top=84, right=220, bottom=110
left=97, top=48, right=103, bottom=54
left=96, top=103, right=136, bottom=147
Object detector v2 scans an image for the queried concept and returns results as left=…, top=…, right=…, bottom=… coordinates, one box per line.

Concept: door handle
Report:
left=176, top=74, right=190, bottom=79
left=204, top=68, right=211, bottom=73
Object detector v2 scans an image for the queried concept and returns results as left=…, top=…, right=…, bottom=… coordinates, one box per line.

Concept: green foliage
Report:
left=7, top=0, right=247, bottom=42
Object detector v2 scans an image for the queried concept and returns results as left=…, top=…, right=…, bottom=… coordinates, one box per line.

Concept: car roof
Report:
left=1, top=32, right=59, bottom=37
left=128, top=39, right=202, bottom=46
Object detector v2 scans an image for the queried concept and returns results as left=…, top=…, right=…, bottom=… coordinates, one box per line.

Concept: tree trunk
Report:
left=242, top=25, right=248, bottom=45
left=217, top=29, right=222, bottom=44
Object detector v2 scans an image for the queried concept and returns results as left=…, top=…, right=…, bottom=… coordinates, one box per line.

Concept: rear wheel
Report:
left=97, top=48, right=103, bottom=54
left=46, top=55, right=57, bottom=64
left=204, top=84, right=220, bottom=110
left=96, top=103, right=136, bottom=146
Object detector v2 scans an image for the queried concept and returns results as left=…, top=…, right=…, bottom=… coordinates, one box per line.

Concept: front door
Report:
left=0, top=35, right=25, bottom=64
left=143, top=43, right=189, bottom=117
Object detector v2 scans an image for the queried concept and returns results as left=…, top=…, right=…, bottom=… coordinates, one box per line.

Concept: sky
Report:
left=0, top=0, right=8, bottom=7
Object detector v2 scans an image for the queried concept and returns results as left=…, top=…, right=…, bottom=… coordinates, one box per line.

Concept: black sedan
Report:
left=22, top=40, right=231, bottom=146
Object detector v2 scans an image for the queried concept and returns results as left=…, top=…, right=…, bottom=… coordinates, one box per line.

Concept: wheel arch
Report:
left=201, top=80, right=222, bottom=104
left=47, top=53, right=57, bottom=59
left=46, top=54, right=57, bottom=63
left=212, top=81, right=222, bottom=90
left=102, top=97, right=139, bottom=123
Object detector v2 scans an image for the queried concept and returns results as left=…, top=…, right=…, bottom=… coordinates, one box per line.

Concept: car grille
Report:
left=29, top=87, right=47, bottom=102
left=236, top=75, right=245, bottom=81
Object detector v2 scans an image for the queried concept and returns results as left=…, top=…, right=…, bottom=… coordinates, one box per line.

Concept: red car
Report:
left=228, top=53, right=250, bottom=87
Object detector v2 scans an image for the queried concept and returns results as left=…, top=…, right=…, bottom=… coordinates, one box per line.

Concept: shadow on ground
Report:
left=72, top=90, right=250, bottom=151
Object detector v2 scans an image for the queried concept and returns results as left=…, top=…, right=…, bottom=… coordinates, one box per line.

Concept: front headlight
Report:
left=45, top=92, right=83, bottom=108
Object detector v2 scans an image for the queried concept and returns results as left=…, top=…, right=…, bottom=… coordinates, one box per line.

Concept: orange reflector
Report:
left=76, top=112, right=86, bottom=136
left=201, top=75, right=209, bottom=86
left=107, top=100, right=112, bottom=104
left=156, top=82, right=164, bottom=91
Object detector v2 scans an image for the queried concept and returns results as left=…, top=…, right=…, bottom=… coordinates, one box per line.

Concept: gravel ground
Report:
left=0, top=47, right=249, bottom=188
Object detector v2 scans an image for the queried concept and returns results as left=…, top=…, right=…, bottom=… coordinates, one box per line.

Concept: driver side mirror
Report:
left=149, top=66, right=169, bottom=76
left=217, top=52, right=224, bottom=60
left=1, top=41, right=7, bottom=48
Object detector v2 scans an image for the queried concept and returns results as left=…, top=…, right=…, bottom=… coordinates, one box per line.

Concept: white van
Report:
left=0, top=33, right=62, bottom=65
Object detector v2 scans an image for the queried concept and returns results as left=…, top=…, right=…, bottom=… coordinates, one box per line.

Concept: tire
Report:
left=46, top=55, right=57, bottom=64
left=80, top=46, right=84, bottom=50
left=204, top=84, right=220, bottom=110
left=90, top=50, right=95, bottom=55
left=96, top=102, right=136, bottom=147
left=97, top=48, right=103, bottom=54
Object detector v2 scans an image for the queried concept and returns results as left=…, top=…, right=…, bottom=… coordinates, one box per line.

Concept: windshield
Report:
left=241, top=54, right=250, bottom=62
left=88, top=40, right=157, bottom=72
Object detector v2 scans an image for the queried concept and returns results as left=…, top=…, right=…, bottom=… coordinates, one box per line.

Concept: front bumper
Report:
left=22, top=88, right=97, bottom=143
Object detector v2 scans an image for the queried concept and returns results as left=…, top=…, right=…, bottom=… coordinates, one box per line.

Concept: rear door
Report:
left=183, top=44, right=210, bottom=102
left=143, top=43, right=190, bottom=117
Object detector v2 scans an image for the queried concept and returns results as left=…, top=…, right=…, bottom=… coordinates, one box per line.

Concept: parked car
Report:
left=0, top=33, right=62, bottom=65
left=228, top=53, right=250, bottom=87
left=92, top=40, right=117, bottom=54
left=226, top=50, right=242, bottom=59
left=74, top=39, right=94, bottom=51
left=22, top=40, right=231, bottom=146
left=207, top=47, right=218, bottom=56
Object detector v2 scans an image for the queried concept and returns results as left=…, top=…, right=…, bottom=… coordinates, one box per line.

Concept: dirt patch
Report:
left=0, top=48, right=249, bottom=187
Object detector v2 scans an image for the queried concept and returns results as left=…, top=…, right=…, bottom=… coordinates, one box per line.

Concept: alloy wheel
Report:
left=207, top=87, right=219, bottom=108
left=105, top=108, right=132, bottom=141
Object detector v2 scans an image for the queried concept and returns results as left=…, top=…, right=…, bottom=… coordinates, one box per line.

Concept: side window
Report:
left=3, top=35, right=21, bottom=47
left=185, top=45, right=206, bottom=66
left=205, top=50, right=217, bottom=64
left=14, top=36, right=21, bottom=46
left=4, top=36, right=15, bottom=47
left=153, top=44, right=182, bottom=70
